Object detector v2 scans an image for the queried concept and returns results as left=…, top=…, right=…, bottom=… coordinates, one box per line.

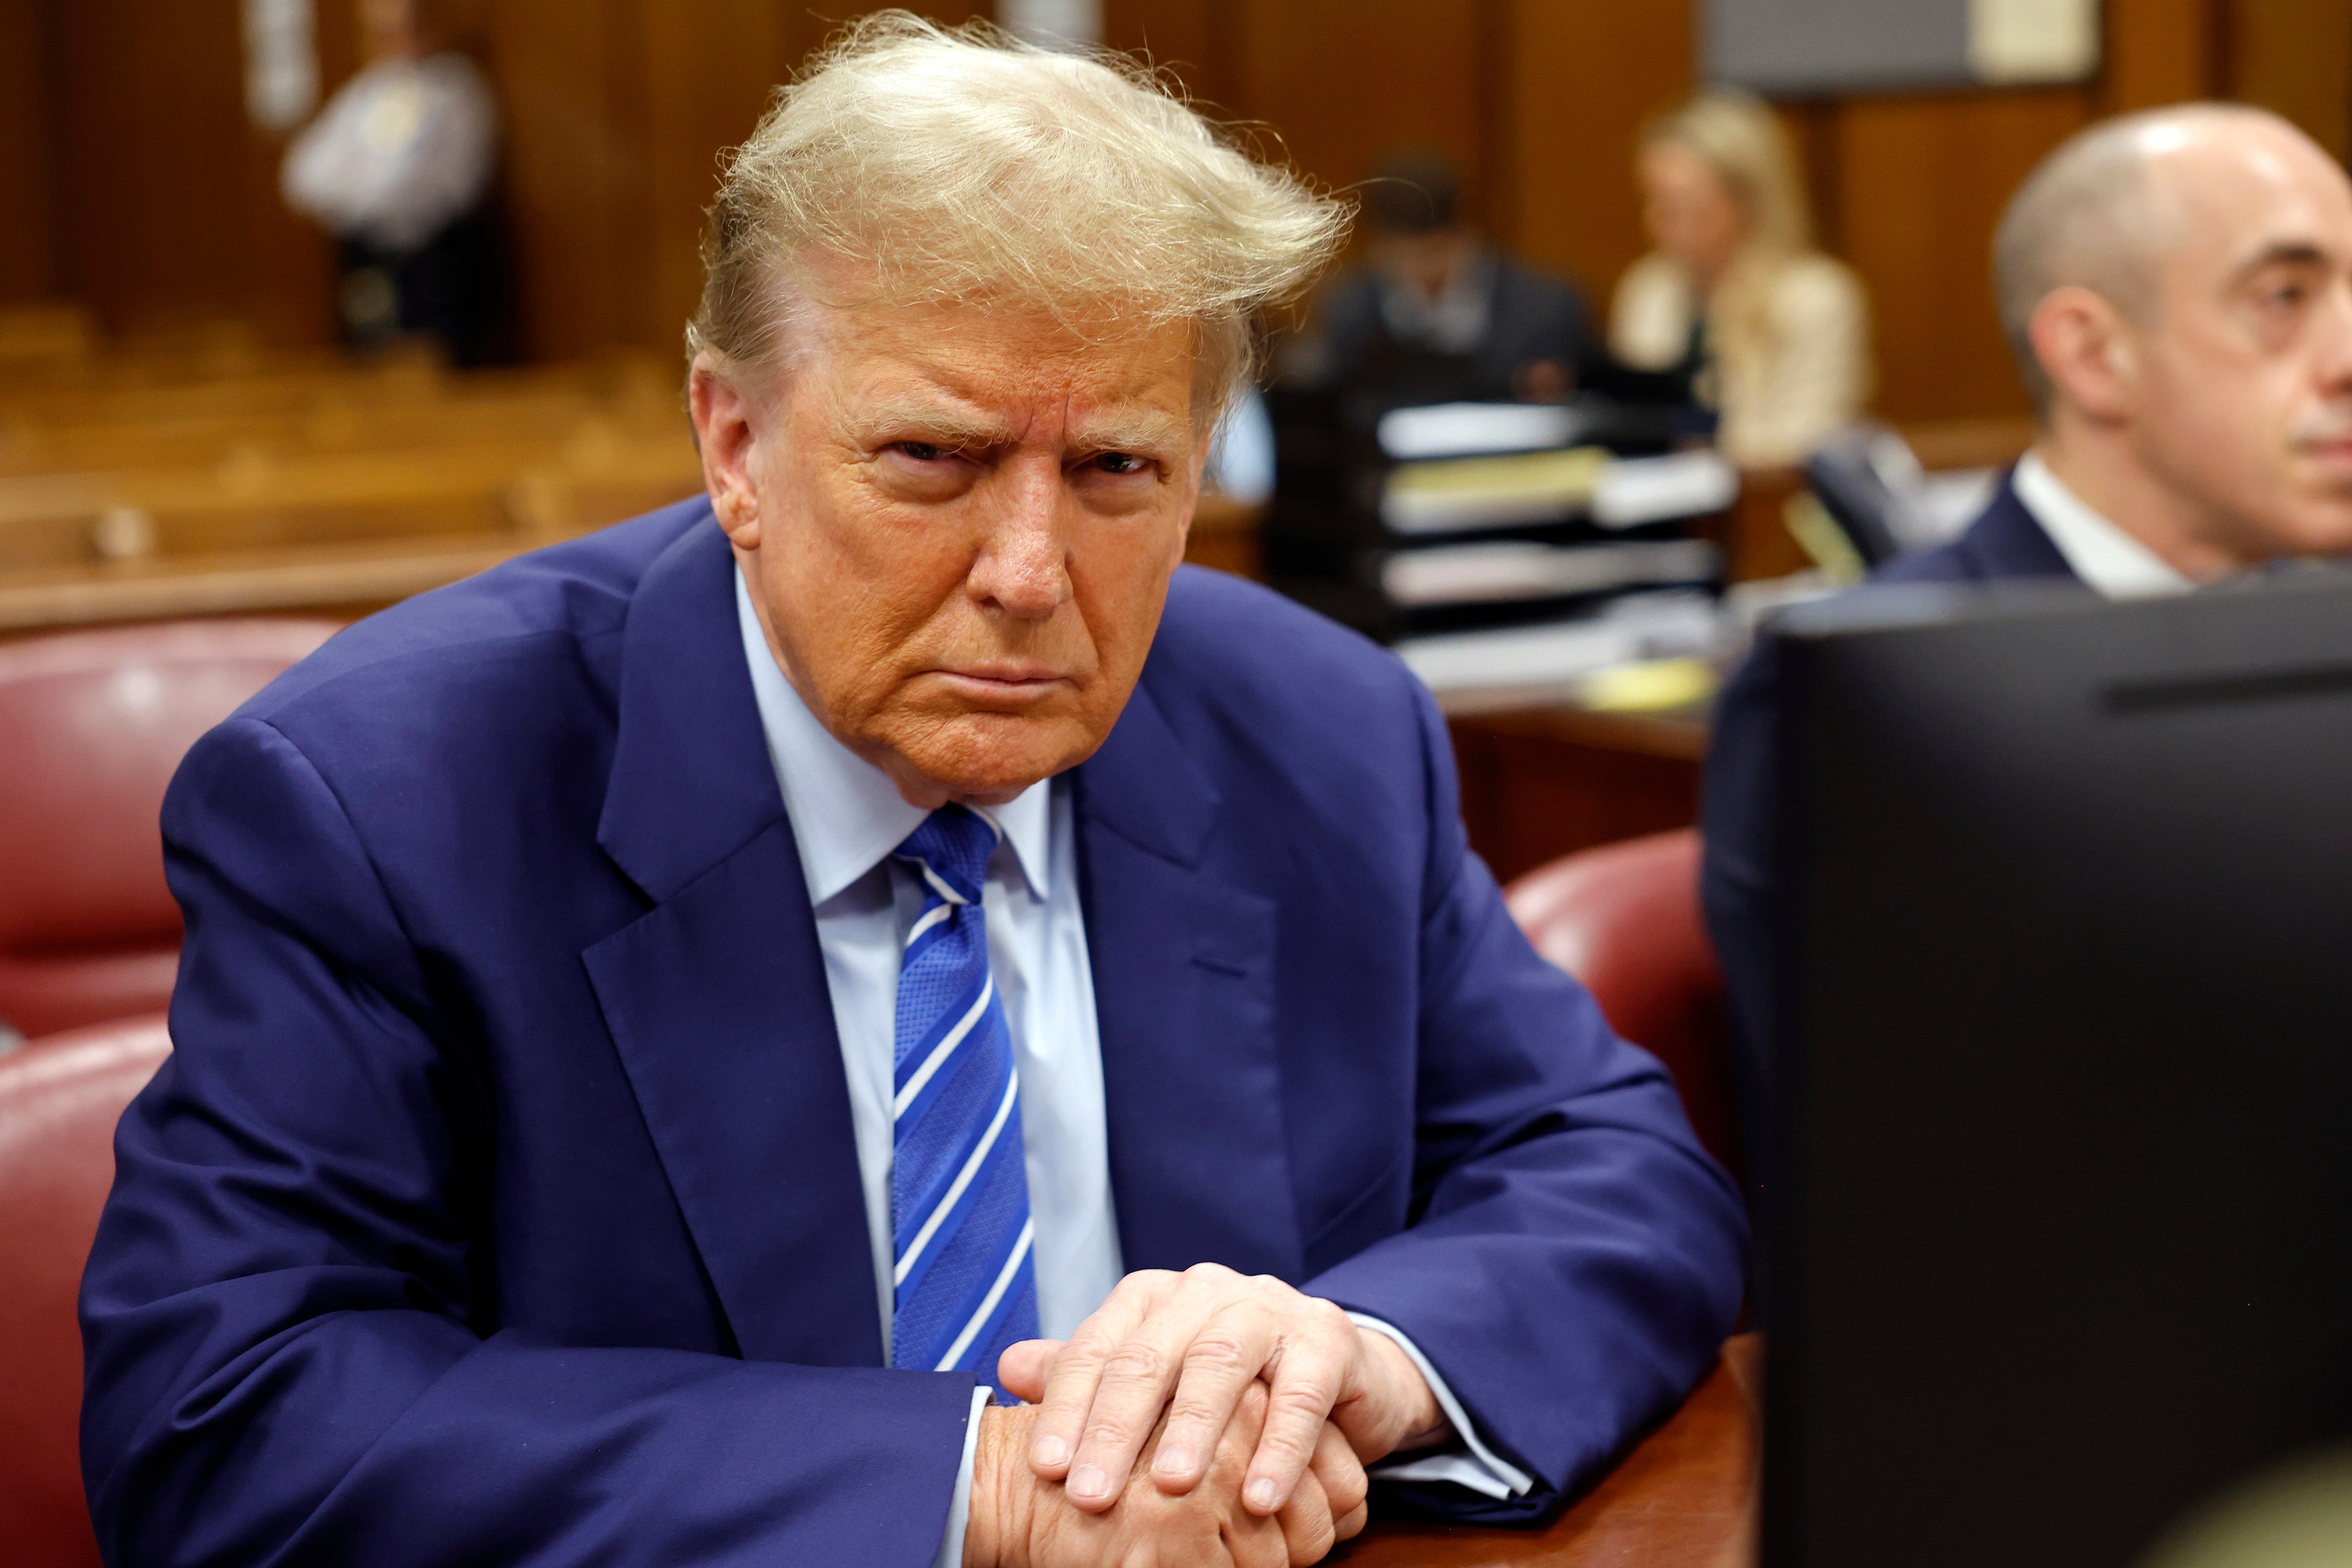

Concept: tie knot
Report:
left=894, top=804, right=1000, bottom=905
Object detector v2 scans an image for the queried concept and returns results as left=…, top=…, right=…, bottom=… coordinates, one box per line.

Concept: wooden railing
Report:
left=0, top=310, right=704, bottom=633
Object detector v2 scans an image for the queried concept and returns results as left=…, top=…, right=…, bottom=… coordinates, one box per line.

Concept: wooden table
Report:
left=1448, top=704, right=1710, bottom=885
left=1336, top=1336, right=1759, bottom=1567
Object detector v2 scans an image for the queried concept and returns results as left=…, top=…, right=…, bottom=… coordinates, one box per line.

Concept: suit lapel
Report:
left=1964, top=470, right=2078, bottom=581
left=584, top=512, right=880, bottom=1368
left=1073, top=677, right=1305, bottom=1283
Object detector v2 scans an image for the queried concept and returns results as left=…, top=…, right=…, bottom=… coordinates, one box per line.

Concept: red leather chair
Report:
left=1504, top=828, right=1742, bottom=1183
left=0, top=1013, right=172, bottom=1568
left=0, top=619, right=339, bottom=1039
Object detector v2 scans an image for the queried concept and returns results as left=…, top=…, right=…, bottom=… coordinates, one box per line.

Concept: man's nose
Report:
left=2315, top=277, right=2352, bottom=393
left=969, top=459, right=1073, bottom=620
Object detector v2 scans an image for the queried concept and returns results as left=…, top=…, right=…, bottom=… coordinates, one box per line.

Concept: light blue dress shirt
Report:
left=733, top=570, right=1527, bottom=1563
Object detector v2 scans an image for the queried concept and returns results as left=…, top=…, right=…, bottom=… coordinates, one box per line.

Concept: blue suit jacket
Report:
left=1699, top=475, right=2080, bottom=1210
left=81, top=499, right=1746, bottom=1567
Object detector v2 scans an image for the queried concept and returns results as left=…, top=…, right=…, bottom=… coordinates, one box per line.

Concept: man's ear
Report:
left=2029, top=285, right=2140, bottom=424
left=688, top=354, right=766, bottom=551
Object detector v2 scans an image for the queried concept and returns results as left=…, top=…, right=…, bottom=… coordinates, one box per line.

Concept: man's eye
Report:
left=1093, top=452, right=1147, bottom=476
left=895, top=441, right=949, bottom=463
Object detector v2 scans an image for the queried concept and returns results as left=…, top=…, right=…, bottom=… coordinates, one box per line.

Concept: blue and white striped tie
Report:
left=888, top=804, right=1039, bottom=1391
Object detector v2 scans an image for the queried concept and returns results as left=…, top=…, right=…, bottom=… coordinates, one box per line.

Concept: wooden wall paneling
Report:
left=0, top=0, right=60, bottom=303
left=1831, top=88, right=2094, bottom=424
left=2224, top=0, right=2352, bottom=162
left=478, top=0, right=637, bottom=359
left=0, top=0, right=368, bottom=346
left=236, top=0, right=362, bottom=349
left=603, top=0, right=659, bottom=359
left=1103, top=0, right=1228, bottom=105
left=236, top=145, right=343, bottom=349
left=637, top=0, right=795, bottom=357
left=1221, top=0, right=1488, bottom=226
left=1473, top=0, right=1519, bottom=245
left=2102, top=0, right=2222, bottom=111
left=49, top=0, right=266, bottom=334
left=1503, top=0, right=1695, bottom=310
left=1774, top=98, right=1846, bottom=256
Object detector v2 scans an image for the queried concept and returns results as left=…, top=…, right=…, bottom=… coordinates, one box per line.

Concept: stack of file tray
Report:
left=1262, top=389, right=1735, bottom=643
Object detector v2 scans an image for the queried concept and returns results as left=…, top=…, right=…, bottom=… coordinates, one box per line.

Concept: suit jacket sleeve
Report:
left=1302, top=681, right=1748, bottom=1524
left=1488, top=261, right=1599, bottom=385
left=78, top=716, right=977, bottom=1568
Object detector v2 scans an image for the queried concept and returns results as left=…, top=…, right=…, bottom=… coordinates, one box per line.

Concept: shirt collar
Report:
left=734, top=567, right=1053, bottom=906
left=2012, top=450, right=2196, bottom=601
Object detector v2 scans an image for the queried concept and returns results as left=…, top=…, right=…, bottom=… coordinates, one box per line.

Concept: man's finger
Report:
left=1309, top=1419, right=1368, bottom=1540
left=1272, top=1426, right=1341, bottom=1566
left=1148, top=1299, right=1283, bottom=1495
left=1026, top=1270, right=1172, bottom=1484
left=1273, top=1483, right=1336, bottom=1565
left=1241, top=1299, right=1360, bottom=1514
left=1222, top=1383, right=1290, bottom=1568
left=1308, top=1419, right=1369, bottom=1519
left=1060, top=1271, right=1246, bottom=1508
left=994, top=1338, right=1062, bottom=1405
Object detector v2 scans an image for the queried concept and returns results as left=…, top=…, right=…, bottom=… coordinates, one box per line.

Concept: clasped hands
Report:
left=964, top=1264, right=1452, bottom=1568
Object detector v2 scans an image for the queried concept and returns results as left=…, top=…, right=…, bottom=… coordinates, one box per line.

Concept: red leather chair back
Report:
left=0, top=1014, right=172, bottom=1568
left=1504, top=828, right=1742, bottom=1182
left=0, top=620, right=338, bottom=1038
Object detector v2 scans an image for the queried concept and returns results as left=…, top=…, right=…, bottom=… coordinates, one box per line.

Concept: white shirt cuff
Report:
left=1347, top=1312, right=1534, bottom=1502
left=932, top=1384, right=994, bottom=1568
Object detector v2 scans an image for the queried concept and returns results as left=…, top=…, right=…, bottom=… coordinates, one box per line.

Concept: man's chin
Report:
left=882, top=714, right=1103, bottom=806
left=2269, top=497, right=2352, bottom=559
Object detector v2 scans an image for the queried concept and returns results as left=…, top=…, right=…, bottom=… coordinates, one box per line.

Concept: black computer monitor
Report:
left=1762, top=575, right=2352, bottom=1568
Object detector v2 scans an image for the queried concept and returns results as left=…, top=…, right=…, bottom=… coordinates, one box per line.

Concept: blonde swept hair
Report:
left=1641, top=89, right=1816, bottom=372
left=687, top=13, right=1351, bottom=420
left=1643, top=91, right=1813, bottom=257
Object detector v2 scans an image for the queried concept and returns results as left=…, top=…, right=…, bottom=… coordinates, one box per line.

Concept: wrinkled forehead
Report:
left=746, top=247, right=1229, bottom=431
left=794, top=291, right=1204, bottom=446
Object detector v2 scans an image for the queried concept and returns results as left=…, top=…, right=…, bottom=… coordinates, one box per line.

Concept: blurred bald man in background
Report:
left=1702, top=103, right=2352, bottom=1221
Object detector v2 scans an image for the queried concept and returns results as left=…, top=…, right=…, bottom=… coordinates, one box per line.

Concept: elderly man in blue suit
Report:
left=79, top=18, right=1745, bottom=1568
left=1704, top=103, right=2352, bottom=1215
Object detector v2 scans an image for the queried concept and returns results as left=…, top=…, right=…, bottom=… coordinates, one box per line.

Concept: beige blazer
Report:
left=1609, top=250, right=1872, bottom=468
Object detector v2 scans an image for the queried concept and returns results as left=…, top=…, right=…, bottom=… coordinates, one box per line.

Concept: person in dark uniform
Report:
left=281, top=0, right=509, bottom=364
left=1288, top=151, right=1599, bottom=408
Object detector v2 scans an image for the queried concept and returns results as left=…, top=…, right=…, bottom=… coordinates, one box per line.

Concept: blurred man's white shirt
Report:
left=2013, top=449, right=2195, bottom=599
left=281, top=53, right=497, bottom=252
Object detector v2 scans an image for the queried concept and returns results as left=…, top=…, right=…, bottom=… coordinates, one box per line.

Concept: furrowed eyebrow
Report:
left=1068, top=411, right=1191, bottom=455
left=853, top=399, right=1015, bottom=450
left=2230, top=240, right=2333, bottom=281
left=853, top=398, right=1189, bottom=458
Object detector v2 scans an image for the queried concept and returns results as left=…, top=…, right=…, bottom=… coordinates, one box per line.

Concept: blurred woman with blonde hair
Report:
left=1610, top=89, right=1870, bottom=468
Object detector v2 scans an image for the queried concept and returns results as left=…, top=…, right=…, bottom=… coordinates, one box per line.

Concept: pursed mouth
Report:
left=940, top=668, right=1067, bottom=684
left=928, top=668, right=1077, bottom=699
